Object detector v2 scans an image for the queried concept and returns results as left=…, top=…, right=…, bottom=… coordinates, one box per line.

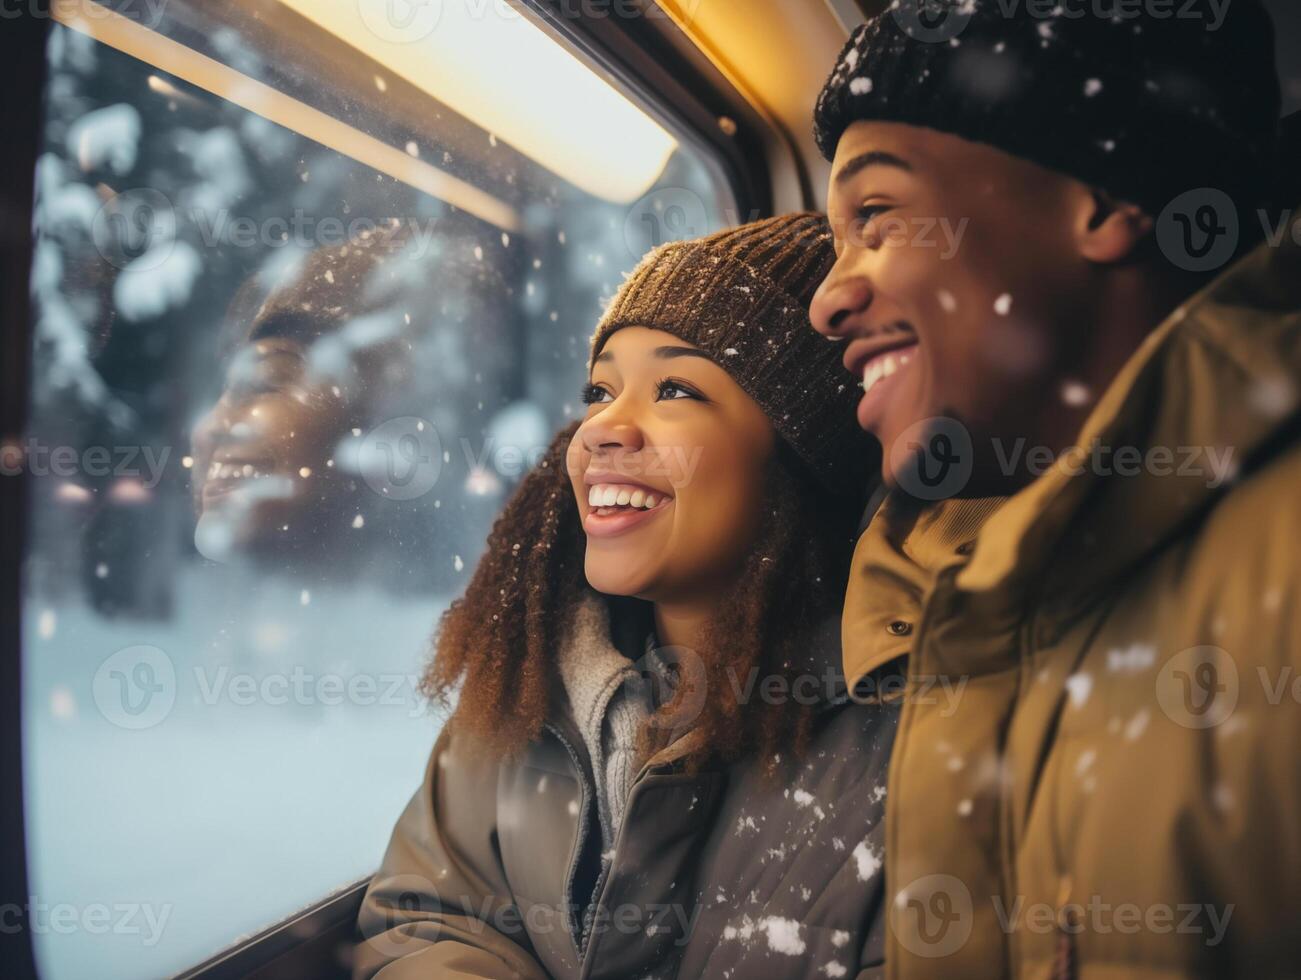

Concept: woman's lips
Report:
left=198, top=457, right=292, bottom=506
left=582, top=481, right=674, bottom=539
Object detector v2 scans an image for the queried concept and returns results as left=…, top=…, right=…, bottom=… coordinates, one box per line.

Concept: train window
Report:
left=20, top=1, right=735, bottom=977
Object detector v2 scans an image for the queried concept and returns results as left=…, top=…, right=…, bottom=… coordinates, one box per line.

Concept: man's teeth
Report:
left=587, top=483, right=664, bottom=510
left=862, top=348, right=914, bottom=394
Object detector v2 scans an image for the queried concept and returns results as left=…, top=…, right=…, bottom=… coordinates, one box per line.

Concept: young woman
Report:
left=355, top=214, right=897, bottom=980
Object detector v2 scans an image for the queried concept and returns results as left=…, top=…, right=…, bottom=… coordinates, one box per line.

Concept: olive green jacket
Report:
left=845, top=216, right=1301, bottom=979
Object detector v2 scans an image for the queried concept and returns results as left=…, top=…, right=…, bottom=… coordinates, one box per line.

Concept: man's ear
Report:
left=1075, top=189, right=1153, bottom=264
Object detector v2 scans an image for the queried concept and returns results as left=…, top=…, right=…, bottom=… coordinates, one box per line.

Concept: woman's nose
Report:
left=579, top=404, right=645, bottom=455
left=191, top=406, right=226, bottom=459
left=809, top=269, right=874, bottom=339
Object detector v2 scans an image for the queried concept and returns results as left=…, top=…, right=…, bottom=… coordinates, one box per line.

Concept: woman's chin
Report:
left=583, top=556, right=657, bottom=599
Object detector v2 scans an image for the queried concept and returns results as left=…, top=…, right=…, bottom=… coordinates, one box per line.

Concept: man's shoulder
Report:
left=1166, top=433, right=1301, bottom=665
left=1199, top=433, right=1301, bottom=546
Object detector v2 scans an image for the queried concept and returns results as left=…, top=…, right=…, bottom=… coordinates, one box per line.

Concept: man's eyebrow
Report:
left=654, top=345, right=712, bottom=361
left=834, top=150, right=914, bottom=186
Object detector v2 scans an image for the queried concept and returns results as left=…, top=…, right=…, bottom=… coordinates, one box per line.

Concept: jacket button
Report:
left=887, top=620, right=912, bottom=636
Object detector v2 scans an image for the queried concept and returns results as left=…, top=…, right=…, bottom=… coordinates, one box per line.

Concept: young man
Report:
left=809, top=2, right=1299, bottom=978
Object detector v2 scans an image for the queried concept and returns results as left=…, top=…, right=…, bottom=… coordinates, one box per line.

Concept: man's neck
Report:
left=1064, top=265, right=1193, bottom=443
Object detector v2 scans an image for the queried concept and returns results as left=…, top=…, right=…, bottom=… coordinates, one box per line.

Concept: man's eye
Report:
left=848, top=203, right=893, bottom=248
left=581, top=382, right=612, bottom=405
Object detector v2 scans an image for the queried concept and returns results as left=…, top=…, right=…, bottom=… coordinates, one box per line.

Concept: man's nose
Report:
left=810, top=269, right=874, bottom=339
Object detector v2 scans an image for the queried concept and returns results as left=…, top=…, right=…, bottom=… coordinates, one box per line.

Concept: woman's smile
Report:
left=581, top=480, right=676, bottom=538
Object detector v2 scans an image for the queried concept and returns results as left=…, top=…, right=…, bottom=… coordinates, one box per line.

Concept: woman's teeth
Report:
left=207, top=461, right=267, bottom=481
left=587, top=483, right=665, bottom=512
left=862, top=347, right=914, bottom=395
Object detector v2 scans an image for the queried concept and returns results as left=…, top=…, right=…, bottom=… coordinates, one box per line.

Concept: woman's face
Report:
left=568, top=326, right=776, bottom=603
left=190, top=327, right=356, bottom=556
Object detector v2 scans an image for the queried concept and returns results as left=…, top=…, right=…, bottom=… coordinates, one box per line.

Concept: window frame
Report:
left=1, top=2, right=779, bottom=979
left=1, top=4, right=47, bottom=980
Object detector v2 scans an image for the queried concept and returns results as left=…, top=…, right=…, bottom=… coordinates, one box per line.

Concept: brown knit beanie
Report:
left=589, top=212, right=875, bottom=500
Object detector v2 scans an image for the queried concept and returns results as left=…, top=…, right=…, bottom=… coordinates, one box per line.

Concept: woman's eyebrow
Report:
left=654, top=346, right=712, bottom=361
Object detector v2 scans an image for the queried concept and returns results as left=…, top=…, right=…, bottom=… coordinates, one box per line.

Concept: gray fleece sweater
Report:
left=554, top=597, right=677, bottom=858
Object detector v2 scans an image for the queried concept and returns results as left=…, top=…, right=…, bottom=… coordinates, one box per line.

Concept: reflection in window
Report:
left=22, top=2, right=734, bottom=977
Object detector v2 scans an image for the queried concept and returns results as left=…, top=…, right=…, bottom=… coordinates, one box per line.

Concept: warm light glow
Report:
left=55, top=1, right=520, bottom=231
left=277, top=0, right=678, bottom=203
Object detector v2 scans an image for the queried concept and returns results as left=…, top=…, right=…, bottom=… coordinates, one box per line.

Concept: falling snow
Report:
left=1106, top=644, right=1156, bottom=672
left=1124, top=709, right=1150, bottom=741
left=722, top=915, right=807, bottom=956
left=1066, top=672, right=1093, bottom=708
left=852, top=840, right=882, bottom=881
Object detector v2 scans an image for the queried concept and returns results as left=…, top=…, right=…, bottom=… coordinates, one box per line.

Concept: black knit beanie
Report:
left=813, top=0, right=1283, bottom=217
left=589, top=213, right=875, bottom=501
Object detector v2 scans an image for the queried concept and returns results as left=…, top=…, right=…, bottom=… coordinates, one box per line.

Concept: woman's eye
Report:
left=656, top=379, right=704, bottom=402
left=581, top=382, right=612, bottom=405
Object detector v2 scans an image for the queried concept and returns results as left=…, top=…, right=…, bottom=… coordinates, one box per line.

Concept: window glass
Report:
left=20, top=2, right=735, bottom=977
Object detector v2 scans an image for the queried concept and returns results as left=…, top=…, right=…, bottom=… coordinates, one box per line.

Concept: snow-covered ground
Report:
left=23, top=569, right=450, bottom=980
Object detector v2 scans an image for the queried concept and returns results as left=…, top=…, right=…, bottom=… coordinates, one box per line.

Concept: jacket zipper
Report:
left=543, top=719, right=664, bottom=971
left=909, top=564, right=1024, bottom=976
left=576, top=763, right=654, bottom=979
left=541, top=720, right=597, bottom=961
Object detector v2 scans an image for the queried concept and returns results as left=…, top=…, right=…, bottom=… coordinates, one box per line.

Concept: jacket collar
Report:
left=552, top=591, right=850, bottom=773
left=958, top=214, right=1301, bottom=621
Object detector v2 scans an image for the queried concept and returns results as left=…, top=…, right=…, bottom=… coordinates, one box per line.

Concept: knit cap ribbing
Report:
left=589, top=213, right=875, bottom=501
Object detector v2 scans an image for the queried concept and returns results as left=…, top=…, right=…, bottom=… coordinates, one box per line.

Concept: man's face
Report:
left=811, top=121, right=1099, bottom=493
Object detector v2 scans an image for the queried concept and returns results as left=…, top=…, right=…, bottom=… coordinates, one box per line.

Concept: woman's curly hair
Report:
left=421, top=411, right=863, bottom=770
left=421, top=417, right=867, bottom=780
